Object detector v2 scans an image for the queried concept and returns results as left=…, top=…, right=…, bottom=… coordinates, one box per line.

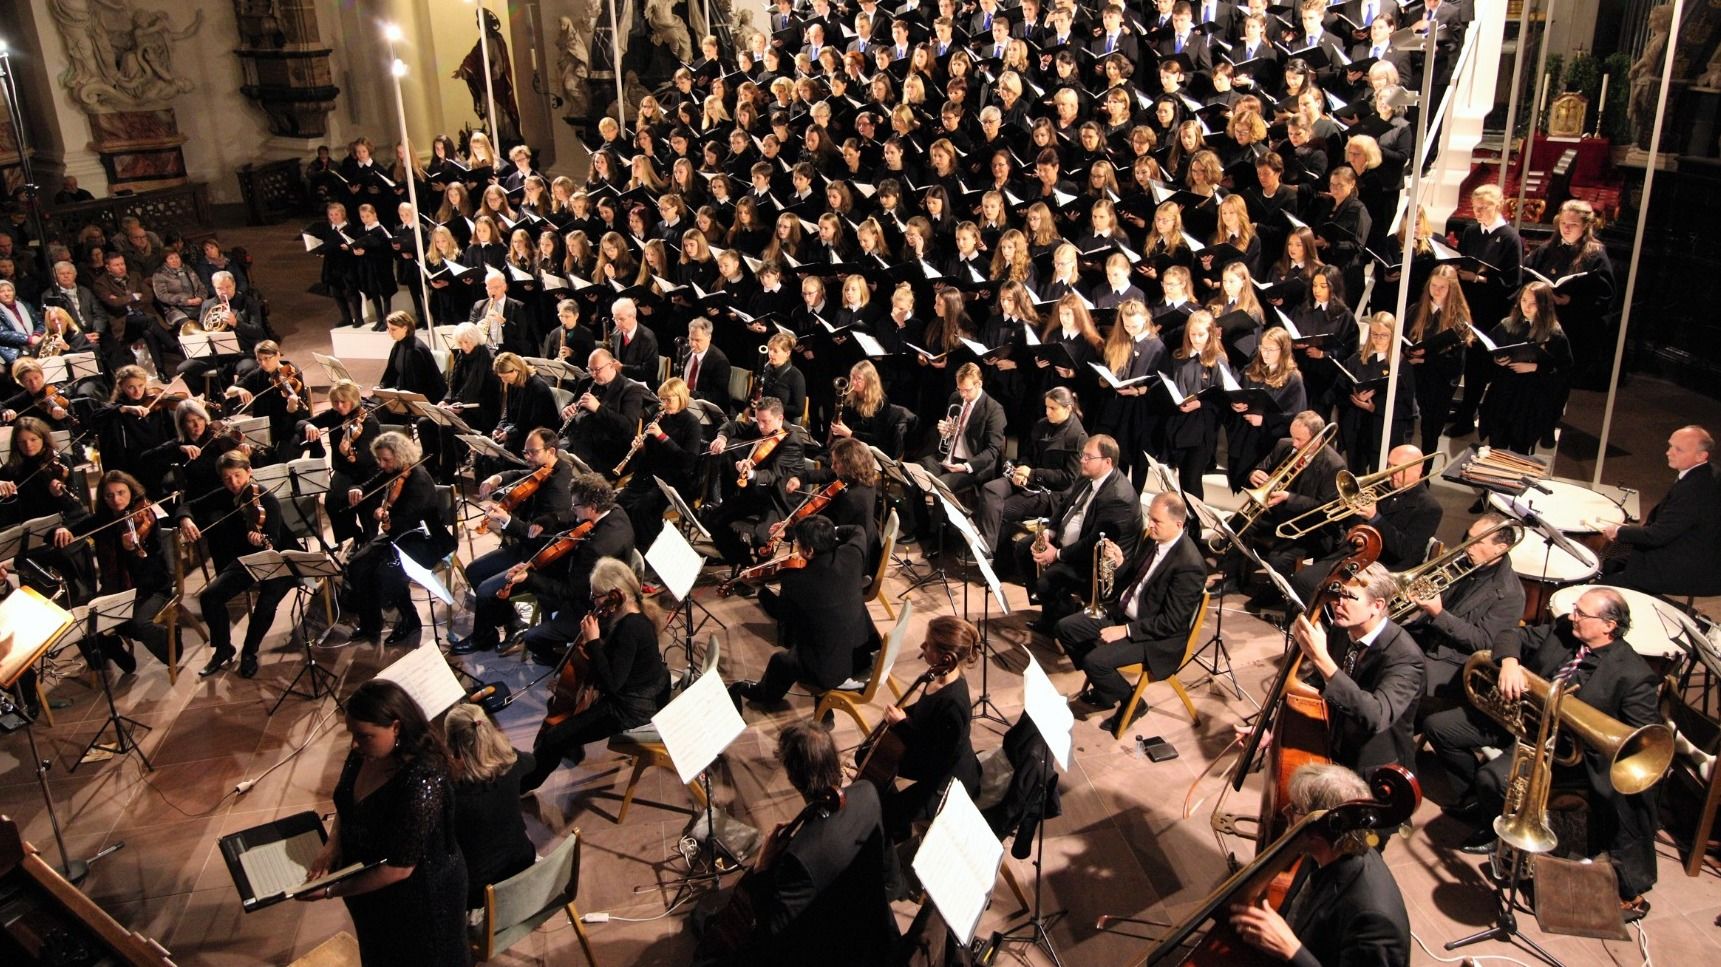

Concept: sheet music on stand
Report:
left=395, top=545, right=454, bottom=605
left=651, top=665, right=746, bottom=786
left=312, top=352, right=355, bottom=387
left=181, top=330, right=241, bottom=359
left=0, top=521, right=26, bottom=565
left=21, top=514, right=63, bottom=551
left=457, top=433, right=529, bottom=466
left=230, top=415, right=272, bottom=450
left=1143, top=451, right=1181, bottom=497
left=654, top=477, right=712, bottom=542
left=409, top=400, right=475, bottom=436
left=241, top=549, right=342, bottom=590
left=865, top=445, right=911, bottom=489
left=1020, top=653, right=1074, bottom=770
left=38, top=352, right=99, bottom=385
left=69, top=590, right=137, bottom=636
left=1183, top=493, right=1234, bottom=550
left=376, top=640, right=466, bottom=719
left=939, top=492, right=1011, bottom=615
left=254, top=457, right=333, bottom=499
left=372, top=389, right=429, bottom=414
left=646, top=522, right=704, bottom=602
left=912, top=780, right=1006, bottom=946
left=523, top=357, right=586, bottom=385
left=0, top=586, right=76, bottom=688
left=219, top=811, right=379, bottom=912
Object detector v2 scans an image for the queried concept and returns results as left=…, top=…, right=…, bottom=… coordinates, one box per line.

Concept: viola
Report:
left=764, top=479, right=846, bottom=556
left=541, top=587, right=626, bottom=729
left=121, top=502, right=156, bottom=558
left=736, top=429, right=788, bottom=488
left=476, top=462, right=552, bottom=535
left=240, top=482, right=272, bottom=550
left=497, top=520, right=594, bottom=601
left=715, top=551, right=806, bottom=597
left=378, top=472, right=407, bottom=532
left=336, top=410, right=365, bottom=460
left=273, top=362, right=306, bottom=410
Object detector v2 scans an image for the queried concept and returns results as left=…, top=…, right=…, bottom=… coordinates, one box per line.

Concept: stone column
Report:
left=232, top=0, right=340, bottom=140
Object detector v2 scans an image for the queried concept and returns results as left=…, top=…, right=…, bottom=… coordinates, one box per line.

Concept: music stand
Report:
left=311, top=352, right=355, bottom=387
left=394, top=541, right=455, bottom=650
left=457, top=432, right=529, bottom=467
left=654, top=476, right=714, bottom=546
left=180, top=330, right=241, bottom=360
left=243, top=550, right=343, bottom=714
left=645, top=522, right=714, bottom=685
left=523, top=357, right=586, bottom=389
left=650, top=667, right=746, bottom=907
left=936, top=490, right=1012, bottom=725
left=1181, top=495, right=1256, bottom=705
left=0, top=586, right=112, bottom=883
left=37, top=352, right=100, bottom=386
left=229, top=416, right=272, bottom=453
left=897, top=461, right=960, bottom=611
left=912, top=780, right=1006, bottom=955
left=70, top=590, right=151, bottom=772
left=276, top=457, right=336, bottom=560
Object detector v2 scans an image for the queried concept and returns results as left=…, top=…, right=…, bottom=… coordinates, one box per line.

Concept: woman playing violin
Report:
left=171, top=398, right=244, bottom=527
left=298, top=379, right=382, bottom=545
left=344, top=432, right=456, bottom=646
left=93, top=365, right=178, bottom=495
left=2, top=358, right=77, bottom=432
left=76, top=470, right=175, bottom=672
left=877, top=615, right=982, bottom=842
left=786, top=436, right=881, bottom=566
left=519, top=556, right=670, bottom=793
left=0, top=416, right=93, bottom=601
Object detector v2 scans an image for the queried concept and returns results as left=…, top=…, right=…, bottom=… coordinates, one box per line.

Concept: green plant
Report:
left=1540, top=54, right=1566, bottom=130
left=1602, top=53, right=1632, bottom=142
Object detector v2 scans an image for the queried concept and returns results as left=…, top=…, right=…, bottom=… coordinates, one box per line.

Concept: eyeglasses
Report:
left=522, top=447, right=545, bottom=456
left=1079, top=452, right=1103, bottom=462
left=1570, top=607, right=1611, bottom=623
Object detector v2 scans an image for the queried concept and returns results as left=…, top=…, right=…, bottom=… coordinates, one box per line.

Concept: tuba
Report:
left=1085, top=533, right=1116, bottom=618
left=1210, top=422, right=1337, bottom=554
left=1385, top=518, right=1523, bottom=621
left=1276, top=451, right=1446, bottom=540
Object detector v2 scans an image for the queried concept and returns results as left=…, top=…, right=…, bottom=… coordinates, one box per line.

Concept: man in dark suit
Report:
left=469, top=269, right=533, bottom=357
left=703, top=396, right=809, bottom=566
left=1601, top=425, right=1721, bottom=597
left=1154, top=3, right=1214, bottom=73
left=1399, top=513, right=1525, bottom=704
left=1292, top=444, right=1443, bottom=605
left=1086, top=3, right=1141, bottom=70
left=695, top=719, right=900, bottom=965
left=919, top=362, right=1008, bottom=493
left=1291, top=562, right=1425, bottom=776
left=1017, top=433, right=1143, bottom=632
left=607, top=296, right=661, bottom=384
left=1058, top=493, right=1209, bottom=732
left=1425, top=588, right=1660, bottom=915
left=681, top=318, right=733, bottom=413
left=41, top=260, right=101, bottom=336
left=520, top=473, right=637, bottom=663
left=732, top=518, right=877, bottom=705
left=1229, top=762, right=1411, bottom=967
left=564, top=348, right=654, bottom=473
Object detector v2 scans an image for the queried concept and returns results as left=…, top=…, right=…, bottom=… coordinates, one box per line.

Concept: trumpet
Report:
left=1028, top=518, right=1051, bottom=579
left=1210, top=422, right=1337, bottom=554
left=1085, top=533, right=1116, bottom=618
left=1386, top=518, right=1522, bottom=621
left=1276, top=451, right=1446, bottom=540
left=936, top=402, right=962, bottom=460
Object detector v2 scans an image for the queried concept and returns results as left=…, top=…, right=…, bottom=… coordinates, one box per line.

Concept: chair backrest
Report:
left=860, top=598, right=914, bottom=703
left=550, top=386, right=575, bottom=412
left=627, top=547, right=646, bottom=580
left=477, top=829, right=583, bottom=961
left=864, top=508, right=899, bottom=605
left=727, top=366, right=752, bottom=406
left=1177, top=591, right=1212, bottom=668
left=436, top=484, right=457, bottom=528
left=700, top=632, right=721, bottom=680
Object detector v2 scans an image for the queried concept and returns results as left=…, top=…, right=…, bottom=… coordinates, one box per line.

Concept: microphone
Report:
left=1503, top=496, right=1594, bottom=565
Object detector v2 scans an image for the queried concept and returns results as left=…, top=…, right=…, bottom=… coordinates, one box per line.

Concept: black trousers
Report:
left=117, top=590, right=172, bottom=665
left=1011, top=535, right=1087, bottom=624
left=702, top=494, right=779, bottom=566
left=1054, top=610, right=1184, bottom=708
left=974, top=478, right=1053, bottom=558
left=523, top=698, right=628, bottom=791
left=200, top=562, right=296, bottom=658
left=465, top=545, right=530, bottom=647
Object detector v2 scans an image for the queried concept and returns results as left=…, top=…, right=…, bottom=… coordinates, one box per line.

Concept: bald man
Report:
left=1601, top=425, right=1721, bottom=598
left=1290, top=443, right=1443, bottom=605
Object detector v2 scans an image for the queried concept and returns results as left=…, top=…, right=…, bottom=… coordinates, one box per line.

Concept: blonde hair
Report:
left=443, top=704, right=519, bottom=783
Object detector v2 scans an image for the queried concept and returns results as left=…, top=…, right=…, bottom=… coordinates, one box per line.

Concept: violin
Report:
left=497, top=520, right=594, bottom=601
left=273, top=362, right=306, bottom=410
left=240, top=482, right=272, bottom=550
left=736, top=429, right=788, bottom=488
left=765, top=479, right=846, bottom=556
left=378, top=473, right=407, bottom=532
left=336, top=409, right=366, bottom=460
left=121, top=502, right=156, bottom=558
left=476, top=462, right=552, bottom=535
left=541, top=587, right=626, bottom=729
left=715, top=551, right=807, bottom=597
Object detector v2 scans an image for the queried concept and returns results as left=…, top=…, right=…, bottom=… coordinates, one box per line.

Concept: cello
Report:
left=539, top=587, right=625, bottom=730
left=852, top=656, right=959, bottom=790
left=693, top=786, right=845, bottom=959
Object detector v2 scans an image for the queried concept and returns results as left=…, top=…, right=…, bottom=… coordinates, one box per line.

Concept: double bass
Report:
left=539, top=587, right=625, bottom=730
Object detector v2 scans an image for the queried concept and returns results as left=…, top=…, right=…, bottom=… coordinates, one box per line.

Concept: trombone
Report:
left=1210, top=422, right=1337, bottom=554
left=1276, top=451, right=1446, bottom=540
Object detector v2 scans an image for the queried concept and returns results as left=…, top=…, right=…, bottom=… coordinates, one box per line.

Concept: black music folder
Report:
left=220, top=811, right=377, bottom=912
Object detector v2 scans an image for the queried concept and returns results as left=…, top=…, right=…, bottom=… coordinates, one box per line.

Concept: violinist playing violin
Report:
left=77, top=471, right=175, bottom=673
left=227, top=341, right=306, bottom=459
left=167, top=399, right=244, bottom=526
left=183, top=451, right=299, bottom=679
left=701, top=395, right=807, bottom=569
left=615, top=377, right=704, bottom=549
left=728, top=517, right=878, bottom=710
left=784, top=436, right=880, bottom=566
left=0, top=416, right=94, bottom=602
left=519, top=557, right=670, bottom=793
left=93, top=366, right=178, bottom=493
left=344, top=432, right=457, bottom=646
left=451, top=427, right=575, bottom=656
left=298, top=379, right=382, bottom=546
left=2, top=358, right=78, bottom=432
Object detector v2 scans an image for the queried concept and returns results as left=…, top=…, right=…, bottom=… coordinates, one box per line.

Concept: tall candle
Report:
left=1595, top=73, right=1610, bottom=134
left=1535, top=72, right=1550, bottom=130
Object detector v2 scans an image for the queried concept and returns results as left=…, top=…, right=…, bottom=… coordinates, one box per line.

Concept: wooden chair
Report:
left=815, top=600, right=914, bottom=734
left=862, top=509, right=900, bottom=620
left=1661, top=679, right=1721, bottom=876
left=1111, top=591, right=1211, bottom=740
left=469, top=829, right=597, bottom=965
left=604, top=633, right=719, bottom=823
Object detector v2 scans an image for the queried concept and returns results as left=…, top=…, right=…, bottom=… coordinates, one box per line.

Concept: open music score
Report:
left=912, top=781, right=1005, bottom=946
left=219, top=811, right=378, bottom=912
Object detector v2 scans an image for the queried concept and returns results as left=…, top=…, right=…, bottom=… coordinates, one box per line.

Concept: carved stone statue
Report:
left=1628, top=5, right=1674, bottom=149
left=556, top=9, right=595, bottom=119
left=48, top=0, right=204, bottom=112
left=453, top=8, right=522, bottom=144
left=643, top=0, right=693, bottom=64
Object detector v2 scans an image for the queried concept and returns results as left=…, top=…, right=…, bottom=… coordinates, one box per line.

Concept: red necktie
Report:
left=687, top=352, right=701, bottom=389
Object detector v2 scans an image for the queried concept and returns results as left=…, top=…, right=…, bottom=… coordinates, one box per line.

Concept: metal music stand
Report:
left=897, top=461, right=960, bottom=612
left=70, top=590, right=150, bottom=772
left=243, top=550, right=344, bottom=714
left=1179, top=495, right=1256, bottom=704
left=936, top=489, right=1012, bottom=725
left=457, top=432, right=529, bottom=467
left=645, top=520, right=711, bottom=687
left=866, top=445, right=923, bottom=574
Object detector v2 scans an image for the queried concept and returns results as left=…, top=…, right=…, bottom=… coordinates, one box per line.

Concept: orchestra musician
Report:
left=975, top=386, right=1087, bottom=559
left=378, top=310, right=448, bottom=403
left=342, top=432, right=457, bottom=645
left=1398, top=512, right=1525, bottom=707
left=1226, top=762, right=1412, bottom=967
left=491, top=351, right=560, bottom=455
left=79, top=470, right=176, bottom=672
left=679, top=319, right=733, bottom=413
left=827, top=360, right=899, bottom=455
left=913, top=362, right=1007, bottom=541
left=754, top=332, right=808, bottom=427
left=1423, top=587, right=1659, bottom=920
left=0, top=416, right=93, bottom=602
left=729, top=517, right=877, bottom=708
left=1239, top=411, right=1346, bottom=611
left=1290, top=444, right=1443, bottom=605
left=1287, top=562, right=1425, bottom=776
left=227, top=341, right=307, bottom=457
left=451, top=427, right=576, bottom=655
left=607, top=297, right=660, bottom=385
left=542, top=298, right=596, bottom=372
left=561, top=348, right=655, bottom=472
left=1014, top=434, right=1142, bottom=632
left=468, top=269, right=533, bottom=358
left=300, top=380, right=383, bottom=545
left=93, top=365, right=178, bottom=494
left=519, top=556, right=671, bottom=792
left=2, top=358, right=76, bottom=432
left=169, top=399, right=244, bottom=527
left=703, top=395, right=807, bottom=568
left=511, top=473, right=636, bottom=664
left=180, top=451, right=299, bottom=679
left=614, top=378, right=704, bottom=549
left=1599, top=424, right=1721, bottom=597
left=876, top=615, right=983, bottom=842
left=422, top=322, right=501, bottom=479
left=1058, top=493, right=1208, bottom=733
left=789, top=437, right=882, bottom=562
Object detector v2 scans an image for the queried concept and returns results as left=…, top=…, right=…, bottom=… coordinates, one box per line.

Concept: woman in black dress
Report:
left=1335, top=313, right=1416, bottom=474
left=1164, top=311, right=1226, bottom=501
left=1523, top=199, right=1615, bottom=390
left=1404, top=265, right=1474, bottom=454
left=877, top=615, right=982, bottom=842
left=828, top=360, right=897, bottom=455
left=344, top=431, right=456, bottom=645
left=300, top=380, right=383, bottom=546
left=94, top=364, right=178, bottom=496
left=616, top=377, right=704, bottom=548
left=1225, top=328, right=1307, bottom=494
left=301, top=679, right=470, bottom=967
left=441, top=704, right=536, bottom=910
left=1289, top=265, right=1358, bottom=422
left=1094, top=299, right=1168, bottom=485
left=1478, top=282, right=1573, bottom=455
left=379, top=310, right=448, bottom=402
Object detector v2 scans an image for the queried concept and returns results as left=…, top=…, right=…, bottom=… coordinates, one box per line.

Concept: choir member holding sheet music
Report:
left=298, top=679, right=470, bottom=967
left=1286, top=264, right=1356, bottom=420
left=1476, top=281, right=1572, bottom=455
left=1334, top=313, right=1414, bottom=474
left=307, top=202, right=364, bottom=329
left=1404, top=264, right=1474, bottom=454
left=1163, top=311, right=1227, bottom=501
left=1224, top=328, right=1306, bottom=493
left=1093, top=299, right=1167, bottom=485
left=1522, top=199, right=1616, bottom=390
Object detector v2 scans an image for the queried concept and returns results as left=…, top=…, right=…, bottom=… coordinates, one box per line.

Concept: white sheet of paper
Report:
left=912, top=781, right=1005, bottom=946
left=1021, top=654, right=1075, bottom=771
left=394, top=545, right=453, bottom=605
left=646, top=522, right=704, bottom=602
left=376, top=641, right=466, bottom=720
left=849, top=330, right=887, bottom=357
left=301, top=233, right=323, bottom=252
left=652, top=665, right=745, bottom=786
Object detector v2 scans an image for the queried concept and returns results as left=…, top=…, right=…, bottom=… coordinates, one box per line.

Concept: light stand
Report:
left=0, top=44, right=55, bottom=281
left=982, top=743, right=1066, bottom=967
left=1444, top=846, right=1564, bottom=967
left=381, top=38, right=439, bottom=351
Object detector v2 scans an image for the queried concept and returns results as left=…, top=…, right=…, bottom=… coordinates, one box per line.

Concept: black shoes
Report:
left=449, top=634, right=494, bottom=656
left=1442, top=798, right=1488, bottom=823
left=1446, top=420, right=1476, bottom=437
left=349, top=626, right=382, bottom=646
left=1099, top=699, right=1148, bottom=735
left=1459, top=827, right=1499, bottom=854
left=239, top=654, right=259, bottom=679
left=199, top=648, right=235, bottom=678
left=726, top=680, right=762, bottom=713
left=385, top=617, right=421, bottom=646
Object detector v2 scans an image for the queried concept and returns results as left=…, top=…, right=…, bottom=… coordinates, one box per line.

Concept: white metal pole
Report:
left=1377, top=33, right=1441, bottom=472
left=1494, top=0, right=1534, bottom=190
left=1513, top=0, right=1558, bottom=230
left=391, top=59, right=439, bottom=350
left=609, top=0, right=628, bottom=131
left=1593, top=0, right=1685, bottom=485
left=476, top=1, right=500, bottom=148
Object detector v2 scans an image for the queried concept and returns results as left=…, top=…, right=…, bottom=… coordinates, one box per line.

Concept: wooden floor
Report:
left=2, top=223, right=1719, bottom=965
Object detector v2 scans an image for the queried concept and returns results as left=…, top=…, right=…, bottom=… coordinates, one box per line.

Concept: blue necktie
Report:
left=985, top=13, right=993, bottom=29
left=1176, top=34, right=1185, bottom=53
left=1107, top=34, right=1116, bottom=52
left=1364, top=2, right=1376, bottom=25
left=1203, top=2, right=1214, bottom=22
left=1373, top=45, right=1383, bottom=58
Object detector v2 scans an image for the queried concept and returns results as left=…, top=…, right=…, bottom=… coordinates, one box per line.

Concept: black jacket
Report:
left=1048, top=469, right=1142, bottom=574
left=444, top=344, right=501, bottom=433
left=570, top=376, right=654, bottom=465
left=1312, top=619, right=1424, bottom=775
left=467, top=295, right=534, bottom=358
left=1020, top=416, right=1088, bottom=493
left=1285, top=849, right=1412, bottom=967
left=494, top=458, right=576, bottom=544
left=1111, top=533, right=1209, bottom=679
left=519, top=508, right=634, bottom=613
left=1405, top=558, right=1524, bottom=694
left=610, top=324, right=661, bottom=384
left=377, top=464, right=457, bottom=566
left=381, top=336, right=448, bottom=401
left=680, top=345, right=734, bottom=412
left=939, top=390, right=1008, bottom=481
left=760, top=525, right=872, bottom=689
left=500, top=375, right=561, bottom=449
left=1610, top=462, right=1721, bottom=596
left=1370, top=482, right=1442, bottom=570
